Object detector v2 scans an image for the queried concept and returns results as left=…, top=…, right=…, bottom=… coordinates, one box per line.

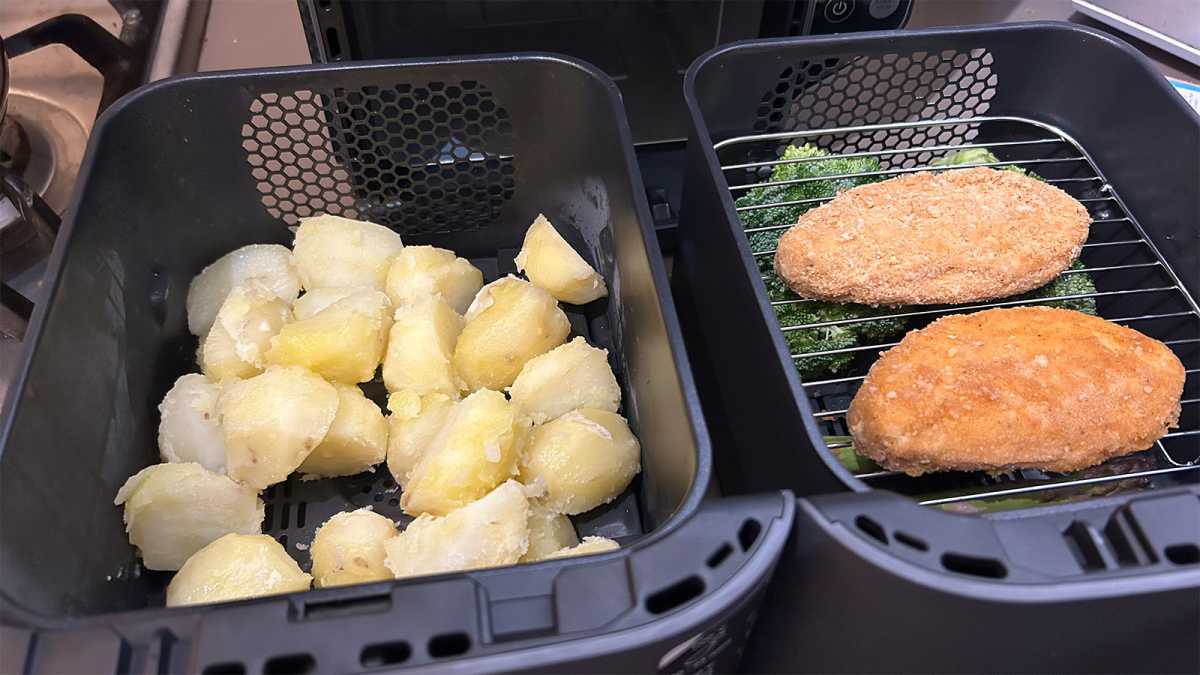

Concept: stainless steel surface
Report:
left=1072, top=0, right=1200, bottom=67
left=715, top=115, right=1199, bottom=509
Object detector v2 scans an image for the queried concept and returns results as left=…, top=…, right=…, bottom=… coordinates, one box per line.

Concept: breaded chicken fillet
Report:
left=775, top=168, right=1091, bottom=305
left=847, top=307, right=1184, bottom=475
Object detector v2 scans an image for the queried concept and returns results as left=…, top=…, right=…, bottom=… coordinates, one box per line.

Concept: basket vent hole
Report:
left=202, top=663, right=245, bottom=675
left=325, top=28, right=342, bottom=60
left=646, top=576, right=705, bottom=615
left=941, top=552, right=1007, bottom=579
left=1165, top=544, right=1200, bottom=566
left=706, top=543, right=733, bottom=568
left=296, top=502, right=307, bottom=529
left=854, top=516, right=888, bottom=545
left=738, top=518, right=762, bottom=552
left=263, top=653, right=315, bottom=675
left=361, top=641, right=411, bottom=668
left=428, top=632, right=471, bottom=658
left=894, top=531, right=928, bottom=552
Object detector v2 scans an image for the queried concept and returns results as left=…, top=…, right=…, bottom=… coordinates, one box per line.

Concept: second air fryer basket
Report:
left=677, top=24, right=1199, bottom=514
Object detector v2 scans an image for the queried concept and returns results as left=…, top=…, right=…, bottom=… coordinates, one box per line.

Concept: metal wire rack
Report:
left=713, top=115, right=1200, bottom=512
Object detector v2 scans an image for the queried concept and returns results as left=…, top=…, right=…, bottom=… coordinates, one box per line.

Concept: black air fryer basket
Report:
left=675, top=22, right=1200, bottom=672
left=0, top=55, right=794, bottom=673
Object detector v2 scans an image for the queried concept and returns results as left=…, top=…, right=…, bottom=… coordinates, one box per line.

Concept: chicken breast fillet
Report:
left=847, top=307, right=1184, bottom=475
left=774, top=168, right=1091, bottom=305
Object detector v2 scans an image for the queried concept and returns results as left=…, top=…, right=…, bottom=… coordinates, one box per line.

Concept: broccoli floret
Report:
left=1014, top=260, right=1098, bottom=314
left=931, top=147, right=1040, bottom=180
left=764, top=270, right=910, bottom=379
left=735, top=144, right=882, bottom=231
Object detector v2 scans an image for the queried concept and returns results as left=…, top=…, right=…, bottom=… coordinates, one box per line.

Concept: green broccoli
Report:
left=735, top=144, right=882, bottom=232
left=930, top=147, right=1040, bottom=180
left=1013, top=260, right=1098, bottom=314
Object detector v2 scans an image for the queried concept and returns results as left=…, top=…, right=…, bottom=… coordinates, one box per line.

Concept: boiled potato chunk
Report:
left=385, top=245, right=484, bottom=315
left=384, top=480, right=530, bottom=579
left=514, top=214, right=607, bottom=304
left=158, top=374, right=228, bottom=473
left=186, top=244, right=300, bottom=336
left=219, top=366, right=339, bottom=490
left=292, top=286, right=365, bottom=320
left=520, top=504, right=579, bottom=562
left=266, top=289, right=391, bottom=383
left=166, top=534, right=311, bottom=607
left=454, top=276, right=570, bottom=391
left=114, top=463, right=263, bottom=571
left=519, top=409, right=640, bottom=514
left=298, top=384, right=388, bottom=477
left=382, top=296, right=465, bottom=395
left=310, top=509, right=397, bottom=588
left=509, top=336, right=621, bottom=424
left=401, top=389, right=523, bottom=516
left=292, top=214, right=403, bottom=291
left=386, top=390, right=457, bottom=488
left=200, top=282, right=292, bottom=381
left=543, top=536, right=620, bottom=560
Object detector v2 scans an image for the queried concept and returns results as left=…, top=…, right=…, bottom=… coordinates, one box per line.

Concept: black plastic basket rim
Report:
left=0, top=52, right=713, bottom=626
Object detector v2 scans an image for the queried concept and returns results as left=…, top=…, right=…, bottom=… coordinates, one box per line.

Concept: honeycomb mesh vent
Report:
left=241, top=81, right=516, bottom=234
left=752, top=48, right=997, bottom=169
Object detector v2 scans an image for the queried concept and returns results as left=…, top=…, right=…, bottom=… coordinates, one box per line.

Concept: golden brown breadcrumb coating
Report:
left=847, top=307, right=1184, bottom=476
left=774, top=168, right=1091, bottom=305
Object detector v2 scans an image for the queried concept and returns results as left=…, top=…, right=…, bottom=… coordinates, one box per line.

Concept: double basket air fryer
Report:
left=1, top=21, right=1197, bottom=674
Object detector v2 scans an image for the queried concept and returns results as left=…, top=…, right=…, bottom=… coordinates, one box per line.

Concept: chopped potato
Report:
left=266, top=289, right=391, bottom=383
left=519, top=409, right=641, bottom=514
left=310, top=509, right=397, bottom=588
left=114, top=463, right=263, bottom=571
left=298, top=384, right=388, bottom=477
left=542, top=536, right=620, bottom=560
left=385, top=245, right=484, bottom=315
left=200, top=282, right=292, bottom=381
left=384, top=480, right=530, bottom=580
left=514, top=214, right=607, bottom=304
left=509, top=336, right=621, bottom=424
left=454, top=275, right=570, bottom=391
left=292, top=287, right=366, bottom=320
left=401, top=389, right=523, bottom=516
left=166, top=534, right=311, bottom=607
left=520, top=504, right=578, bottom=562
left=186, top=244, right=300, bottom=336
left=386, top=390, right=457, bottom=488
left=219, top=366, right=339, bottom=490
left=292, top=214, right=403, bottom=291
left=382, top=296, right=465, bottom=395
left=158, top=374, right=228, bottom=473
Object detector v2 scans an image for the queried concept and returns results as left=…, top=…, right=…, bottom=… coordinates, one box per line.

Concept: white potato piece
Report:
left=298, top=384, right=388, bottom=477
left=266, top=289, right=391, bottom=383
left=292, top=214, right=403, bottom=291
left=219, top=366, right=339, bottom=489
left=310, top=509, right=397, bottom=588
left=158, top=374, right=228, bottom=473
left=509, top=336, right=621, bottom=424
left=385, top=245, right=484, bottom=314
left=519, top=409, right=641, bottom=514
left=514, top=214, right=607, bottom=304
left=386, top=390, right=457, bottom=488
left=382, top=296, right=465, bottom=396
left=187, top=244, right=300, bottom=336
left=520, top=504, right=579, bottom=562
left=166, top=534, right=311, bottom=607
left=384, top=480, right=530, bottom=580
left=542, top=536, right=620, bottom=560
left=401, top=389, right=523, bottom=516
left=454, top=275, right=570, bottom=391
left=200, top=282, right=292, bottom=381
left=292, top=287, right=365, bottom=320
left=114, top=463, right=263, bottom=571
